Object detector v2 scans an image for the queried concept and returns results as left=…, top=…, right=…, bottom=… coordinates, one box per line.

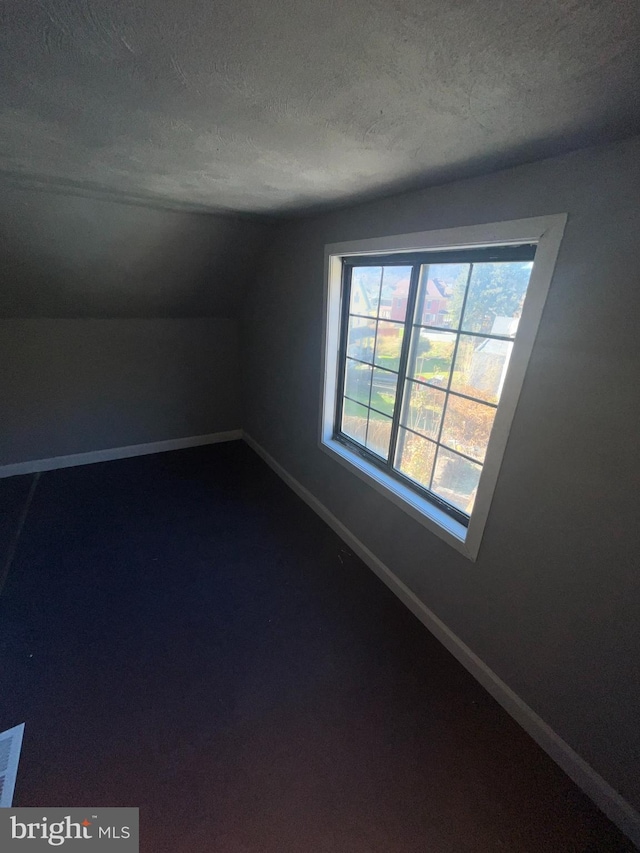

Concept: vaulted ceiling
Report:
left=2, top=0, right=640, bottom=215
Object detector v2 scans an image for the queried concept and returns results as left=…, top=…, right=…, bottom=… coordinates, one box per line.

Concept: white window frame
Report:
left=319, top=214, right=567, bottom=561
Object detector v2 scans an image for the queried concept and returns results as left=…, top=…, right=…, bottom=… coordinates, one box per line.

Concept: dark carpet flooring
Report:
left=0, top=441, right=634, bottom=852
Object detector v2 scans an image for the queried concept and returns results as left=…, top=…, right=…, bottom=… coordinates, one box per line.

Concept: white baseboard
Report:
left=0, top=430, right=243, bottom=479
left=242, top=431, right=640, bottom=847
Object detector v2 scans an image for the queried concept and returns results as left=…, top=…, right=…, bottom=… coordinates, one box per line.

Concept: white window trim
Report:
left=319, top=214, right=567, bottom=561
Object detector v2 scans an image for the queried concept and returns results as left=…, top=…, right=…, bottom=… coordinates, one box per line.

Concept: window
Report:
left=320, top=216, right=567, bottom=559
left=337, top=243, right=535, bottom=525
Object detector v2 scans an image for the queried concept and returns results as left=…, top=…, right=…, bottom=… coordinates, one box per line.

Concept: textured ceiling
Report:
left=2, top=0, right=639, bottom=215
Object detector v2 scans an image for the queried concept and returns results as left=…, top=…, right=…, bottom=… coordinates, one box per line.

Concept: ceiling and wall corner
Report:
left=1, top=0, right=639, bottom=217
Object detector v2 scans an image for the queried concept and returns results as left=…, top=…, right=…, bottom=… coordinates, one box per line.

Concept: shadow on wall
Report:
left=0, top=181, right=261, bottom=462
left=0, top=182, right=274, bottom=318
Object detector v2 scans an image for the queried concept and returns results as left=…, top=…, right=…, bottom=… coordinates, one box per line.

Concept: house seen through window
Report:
left=336, top=246, right=536, bottom=523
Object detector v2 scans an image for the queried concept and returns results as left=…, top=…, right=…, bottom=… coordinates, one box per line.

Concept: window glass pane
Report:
left=431, top=447, right=482, bottom=514
left=380, top=266, right=413, bottom=322
left=415, top=263, right=469, bottom=329
left=408, top=329, right=455, bottom=387
left=347, top=317, right=376, bottom=363
left=395, top=428, right=437, bottom=489
left=374, top=321, right=404, bottom=371
left=366, top=413, right=392, bottom=458
left=370, top=367, right=398, bottom=417
left=450, top=334, right=513, bottom=405
left=344, top=359, right=372, bottom=407
left=340, top=253, right=534, bottom=523
left=462, top=262, right=533, bottom=336
left=341, top=400, right=369, bottom=444
left=401, top=380, right=445, bottom=441
left=440, top=394, right=496, bottom=463
left=349, top=267, right=382, bottom=317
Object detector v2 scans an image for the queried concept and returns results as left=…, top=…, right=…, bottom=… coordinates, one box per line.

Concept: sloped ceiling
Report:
left=0, top=186, right=272, bottom=316
left=2, top=0, right=640, bottom=215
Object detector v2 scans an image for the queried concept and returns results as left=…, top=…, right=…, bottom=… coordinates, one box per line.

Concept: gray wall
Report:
left=0, top=319, right=239, bottom=465
left=0, top=188, right=272, bottom=464
left=241, top=137, right=640, bottom=811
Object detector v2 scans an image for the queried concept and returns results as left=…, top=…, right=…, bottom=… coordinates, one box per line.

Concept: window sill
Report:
left=319, top=435, right=474, bottom=560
